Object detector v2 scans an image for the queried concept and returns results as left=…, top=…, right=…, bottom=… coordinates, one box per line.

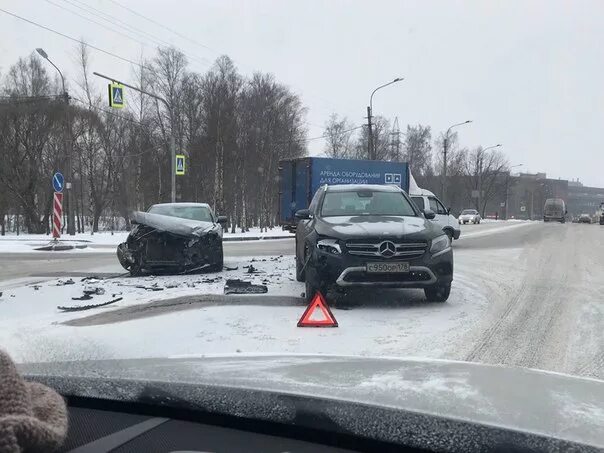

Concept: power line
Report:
left=0, top=7, right=152, bottom=70
left=276, top=125, right=364, bottom=145
left=43, top=0, right=156, bottom=50
left=106, top=0, right=216, bottom=53
left=54, top=0, right=211, bottom=69
left=104, top=0, right=346, bottom=116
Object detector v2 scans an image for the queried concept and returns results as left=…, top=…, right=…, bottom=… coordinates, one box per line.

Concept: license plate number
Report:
left=366, top=262, right=410, bottom=273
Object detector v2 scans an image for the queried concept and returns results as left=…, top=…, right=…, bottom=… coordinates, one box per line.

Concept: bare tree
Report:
left=403, top=124, right=432, bottom=175
left=351, top=116, right=391, bottom=160
left=463, top=147, right=509, bottom=215
left=323, top=113, right=354, bottom=158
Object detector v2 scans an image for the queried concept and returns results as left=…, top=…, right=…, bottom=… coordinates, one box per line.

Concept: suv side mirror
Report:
left=423, top=209, right=436, bottom=220
left=295, top=209, right=312, bottom=220
left=217, top=215, right=228, bottom=226
left=447, top=207, right=451, bottom=215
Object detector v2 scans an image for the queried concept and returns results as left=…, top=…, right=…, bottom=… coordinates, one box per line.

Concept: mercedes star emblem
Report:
left=378, top=241, right=396, bottom=258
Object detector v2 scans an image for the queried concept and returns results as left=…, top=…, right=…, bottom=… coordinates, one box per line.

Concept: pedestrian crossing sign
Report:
left=108, top=82, right=125, bottom=109
left=175, top=154, right=185, bottom=176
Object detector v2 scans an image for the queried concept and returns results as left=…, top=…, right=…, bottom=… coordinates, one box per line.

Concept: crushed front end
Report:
left=117, top=212, right=223, bottom=275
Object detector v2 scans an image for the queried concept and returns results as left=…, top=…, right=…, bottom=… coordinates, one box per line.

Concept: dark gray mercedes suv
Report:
left=295, top=184, right=453, bottom=303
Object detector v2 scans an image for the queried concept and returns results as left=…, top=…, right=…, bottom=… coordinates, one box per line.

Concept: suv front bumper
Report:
left=313, top=247, right=453, bottom=289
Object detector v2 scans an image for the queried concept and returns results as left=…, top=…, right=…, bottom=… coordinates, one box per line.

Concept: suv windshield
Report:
left=461, top=210, right=477, bottom=215
left=148, top=205, right=213, bottom=222
left=321, top=190, right=416, bottom=217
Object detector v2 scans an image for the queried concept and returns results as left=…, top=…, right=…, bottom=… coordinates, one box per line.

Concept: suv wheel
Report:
left=424, top=284, right=451, bottom=302
left=304, top=259, right=327, bottom=304
left=295, top=244, right=307, bottom=282
left=209, top=246, right=224, bottom=272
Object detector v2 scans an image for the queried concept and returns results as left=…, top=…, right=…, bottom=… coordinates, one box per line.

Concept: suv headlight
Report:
left=430, top=235, right=450, bottom=254
left=317, top=238, right=341, bottom=255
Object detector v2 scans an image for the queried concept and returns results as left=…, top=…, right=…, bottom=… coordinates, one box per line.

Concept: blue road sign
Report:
left=53, top=172, right=64, bottom=193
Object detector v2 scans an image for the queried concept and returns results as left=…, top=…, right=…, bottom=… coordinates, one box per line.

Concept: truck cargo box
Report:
left=278, top=157, right=409, bottom=228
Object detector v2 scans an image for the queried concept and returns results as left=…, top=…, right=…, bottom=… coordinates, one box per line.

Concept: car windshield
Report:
left=1, top=2, right=604, bottom=441
left=321, top=190, right=416, bottom=216
left=148, top=205, right=213, bottom=222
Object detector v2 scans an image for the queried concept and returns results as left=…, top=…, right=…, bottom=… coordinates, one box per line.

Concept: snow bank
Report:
left=0, top=227, right=293, bottom=253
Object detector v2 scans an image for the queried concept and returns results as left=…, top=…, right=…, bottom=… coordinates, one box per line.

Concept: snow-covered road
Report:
left=1, top=221, right=602, bottom=381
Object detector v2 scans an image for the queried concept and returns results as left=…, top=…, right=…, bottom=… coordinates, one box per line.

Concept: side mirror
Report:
left=295, top=209, right=312, bottom=220
left=423, top=209, right=436, bottom=220
left=217, top=215, right=228, bottom=226
left=447, top=207, right=451, bottom=215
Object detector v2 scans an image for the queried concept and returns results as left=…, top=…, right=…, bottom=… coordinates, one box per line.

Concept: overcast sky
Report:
left=2, top=0, right=603, bottom=186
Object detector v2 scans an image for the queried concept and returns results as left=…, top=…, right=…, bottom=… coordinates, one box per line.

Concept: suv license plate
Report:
left=366, top=262, right=410, bottom=273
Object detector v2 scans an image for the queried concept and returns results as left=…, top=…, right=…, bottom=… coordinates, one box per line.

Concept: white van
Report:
left=408, top=174, right=461, bottom=240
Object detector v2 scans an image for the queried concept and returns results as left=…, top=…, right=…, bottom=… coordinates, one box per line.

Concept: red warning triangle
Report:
left=297, top=292, right=338, bottom=327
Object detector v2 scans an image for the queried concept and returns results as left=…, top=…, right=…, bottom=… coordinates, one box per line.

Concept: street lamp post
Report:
left=93, top=72, right=177, bottom=203
left=442, top=120, right=471, bottom=204
left=367, top=77, right=403, bottom=160
left=36, top=48, right=76, bottom=235
left=504, top=163, right=523, bottom=220
left=476, top=144, right=501, bottom=215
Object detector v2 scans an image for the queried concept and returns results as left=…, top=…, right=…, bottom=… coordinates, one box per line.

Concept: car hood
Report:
left=315, top=215, right=436, bottom=239
left=131, top=211, right=215, bottom=237
left=19, top=355, right=603, bottom=450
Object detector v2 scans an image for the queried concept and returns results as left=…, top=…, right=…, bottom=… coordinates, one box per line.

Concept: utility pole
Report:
left=367, top=77, right=403, bottom=160
left=36, top=48, right=76, bottom=235
left=442, top=120, right=472, bottom=204
left=390, top=116, right=401, bottom=161
left=367, top=106, right=373, bottom=160
left=93, top=72, right=177, bottom=203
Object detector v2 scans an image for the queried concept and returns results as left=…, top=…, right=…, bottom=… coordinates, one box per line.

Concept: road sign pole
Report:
left=171, top=134, right=176, bottom=202
left=93, top=72, right=176, bottom=203
left=52, top=192, right=63, bottom=239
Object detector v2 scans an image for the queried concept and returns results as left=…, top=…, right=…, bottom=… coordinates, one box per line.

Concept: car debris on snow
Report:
left=58, top=297, right=123, bottom=312
left=56, top=279, right=75, bottom=286
left=224, top=279, right=268, bottom=295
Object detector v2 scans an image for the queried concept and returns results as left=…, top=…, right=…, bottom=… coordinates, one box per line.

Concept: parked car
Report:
left=578, top=213, right=592, bottom=224
left=117, top=203, right=228, bottom=275
left=295, top=184, right=453, bottom=303
left=458, top=209, right=481, bottom=224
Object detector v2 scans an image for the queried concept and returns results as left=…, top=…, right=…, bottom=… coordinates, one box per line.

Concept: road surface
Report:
left=1, top=221, right=602, bottom=380
left=0, top=239, right=293, bottom=281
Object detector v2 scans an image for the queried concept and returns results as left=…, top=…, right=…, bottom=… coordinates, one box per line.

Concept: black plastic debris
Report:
left=56, top=279, right=75, bottom=286
left=201, top=277, right=222, bottom=283
left=81, top=276, right=103, bottom=283
left=224, top=279, right=268, bottom=295
left=31, top=285, right=41, bottom=291
left=244, top=264, right=263, bottom=274
left=58, top=297, right=123, bottom=312
left=0, top=292, right=2, bottom=298
left=71, top=294, right=93, bottom=301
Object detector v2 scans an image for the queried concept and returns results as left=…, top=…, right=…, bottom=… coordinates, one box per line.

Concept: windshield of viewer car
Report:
left=321, top=191, right=416, bottom=217
left=149, top=205, right=213, bottom=222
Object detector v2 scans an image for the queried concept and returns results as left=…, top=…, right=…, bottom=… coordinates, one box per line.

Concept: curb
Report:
left=223, top=236, right=294, bottom=242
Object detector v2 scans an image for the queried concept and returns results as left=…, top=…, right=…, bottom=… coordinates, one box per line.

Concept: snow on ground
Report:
left=0, top=244, right=523, bottom=364
left=0, top=227, right=294, bottom=253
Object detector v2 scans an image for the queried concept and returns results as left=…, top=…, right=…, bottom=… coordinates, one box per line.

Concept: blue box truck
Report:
left=278, top=157, right=410, bottom=230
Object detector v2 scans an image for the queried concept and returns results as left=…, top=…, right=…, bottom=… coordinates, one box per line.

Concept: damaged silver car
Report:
left=117, top=203, right=227, bottom=276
